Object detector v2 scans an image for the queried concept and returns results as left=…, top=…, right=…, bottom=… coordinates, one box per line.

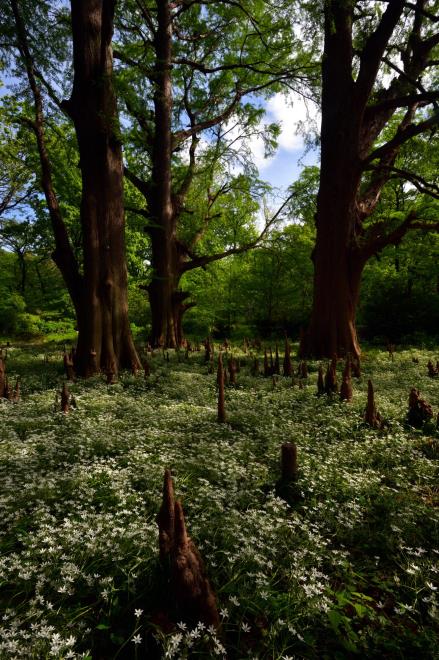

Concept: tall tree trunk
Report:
left=147, top=0, right=177, bottom=348
left=302, top=0, right=434, bottom=358
left=302, top=1, right=363, bottom=359
left=65, top=0, right=140, bottom=376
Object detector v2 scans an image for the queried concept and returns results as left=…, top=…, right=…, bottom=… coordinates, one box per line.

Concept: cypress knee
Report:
left=217, top=354, right=226, bottom=423
left=364, top=380, right=382, bottom=429
left=281, top=442, right=298, bottom=481
left=157, top=470, right=220, bottom=628
left=407, top=388, right=433, bottom=428
left=61, top=383, right=70, bottom=414
left=340, top=358, right=353, bottom=402
left=325, top=356, right=338, bottom=394
left=276, top=442, right=300, bottom=504
left=427, top=360, right=438, bottom=377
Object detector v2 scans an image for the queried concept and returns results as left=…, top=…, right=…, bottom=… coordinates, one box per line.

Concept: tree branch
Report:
left=124, top=166, right=150, bottom=197
left=365, top=90, right=439, bottom=116
left=365, top=164, right=439, bottom=199
left=361, top=210, right=439, bottom=259
left=355, top=0, right=406, bottom=108
left=10, top=0, right=82, bottom=307
left=364, top=112, right=439, bottom=165
left=180, top=191, right=294, bottom=273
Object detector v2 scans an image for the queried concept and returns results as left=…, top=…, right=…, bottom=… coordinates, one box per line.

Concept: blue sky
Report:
left=240, top=92, right=320, bottom=193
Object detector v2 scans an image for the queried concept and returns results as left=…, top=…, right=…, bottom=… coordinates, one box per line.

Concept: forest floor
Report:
left=0, top=343, right=438, bottom=659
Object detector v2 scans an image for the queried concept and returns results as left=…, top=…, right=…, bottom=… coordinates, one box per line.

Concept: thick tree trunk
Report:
left=66, top=0, right=140, bottom=376
left=303, top=233, right=364, bottom=358
left=302, top=1, right=364, bottom=359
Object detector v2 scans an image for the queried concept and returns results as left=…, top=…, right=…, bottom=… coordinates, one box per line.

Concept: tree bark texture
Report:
left=146, top=0, right=178, bottom=347
left=66, top=0, right=140, bottom=375
left=302, top=0, right=422, bottom=359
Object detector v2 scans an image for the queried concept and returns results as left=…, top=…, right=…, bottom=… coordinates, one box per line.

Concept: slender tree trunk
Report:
left=147, top=0, right=177, bottom=348
left=66, top=0, right=140, bottom=376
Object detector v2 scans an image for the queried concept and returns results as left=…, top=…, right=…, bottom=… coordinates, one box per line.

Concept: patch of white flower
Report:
left=0, top=346, right=438, bottom=657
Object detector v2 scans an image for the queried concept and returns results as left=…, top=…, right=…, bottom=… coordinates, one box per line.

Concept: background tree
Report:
left=301, top=0, right=439, bottom=358
left=115, top=0, right=314, bottom=346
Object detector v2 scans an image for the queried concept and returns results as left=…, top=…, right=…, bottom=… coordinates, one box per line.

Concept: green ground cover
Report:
left=0, top=345, right=438, bottom=659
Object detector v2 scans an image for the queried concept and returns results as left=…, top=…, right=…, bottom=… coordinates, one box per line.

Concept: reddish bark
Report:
left=325, top=356, right=338, bottom=394
left=364, top=380, right=382, bottom=428
left=61, top=383, right=70, bottom=414
left=11, top=0, right=140, bottom=376
left=63, top=353, right=75, bottom=381
left=407, top=388, right=433, bottom=428
left=228, top=357, right=237, bottom=385
left=157, top=470, right=220, bottom=628
left=281, top=442, right=298, bottom=482
left=302, top=0, right=438, bottom=358
left=64, top=0, right=141, bottom=376
left=340, top=357, right=353, bottom=402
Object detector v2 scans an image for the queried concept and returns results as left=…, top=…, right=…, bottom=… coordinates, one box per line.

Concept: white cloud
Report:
left=211, top=92, right=320, bottom=178
left=265, top=93, right=320, bottom=153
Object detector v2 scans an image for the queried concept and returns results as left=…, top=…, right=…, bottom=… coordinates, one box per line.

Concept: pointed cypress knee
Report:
left=61, top=383, right=70, bottom=414
left=157, top=469, right=175, bottom=560
left=281, top=442, right=298, bottom=481
left=407, top=388, right=433, bottom=428
left=298, top=360, right=308, bottom=379
left=157, top=470, right=220, bottom=628
left=217, top=354, right=226, bottom=423
left=427, top=360, right=438, bottom=377
left=4, top=377, right=11, bottom=401
left=325, top=356, right=338, bottom=394
left=364, top=380, right=381, bottom=429
left=143, top=360, right=150, bottom=378
left=340, top=358, right=353, bottom=402
left=276, top=442, right=300, bottom=504
left=63, top=352, right=75, bottom=381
